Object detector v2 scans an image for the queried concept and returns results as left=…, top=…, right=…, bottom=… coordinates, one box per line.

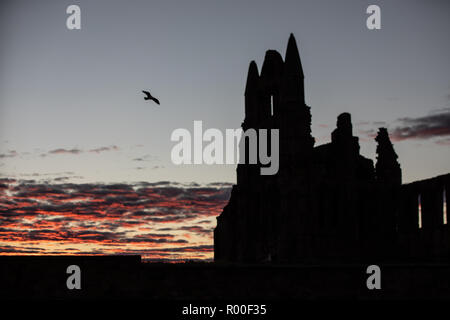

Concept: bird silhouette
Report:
left=142, top=90, right=160, bottom=105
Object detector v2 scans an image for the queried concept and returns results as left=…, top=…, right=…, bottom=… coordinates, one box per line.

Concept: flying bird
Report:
left=142, top=90, right=160, bottom=105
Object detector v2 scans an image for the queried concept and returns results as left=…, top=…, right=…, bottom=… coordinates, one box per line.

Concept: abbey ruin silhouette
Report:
left=214, top=34, right=450, bottom=263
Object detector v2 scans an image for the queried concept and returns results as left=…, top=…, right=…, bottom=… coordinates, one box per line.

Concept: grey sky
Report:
left=0, top=0, right=449, bottom=184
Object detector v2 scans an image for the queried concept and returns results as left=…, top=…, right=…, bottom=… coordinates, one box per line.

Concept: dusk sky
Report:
left=1, top=0, right=449, bottom=260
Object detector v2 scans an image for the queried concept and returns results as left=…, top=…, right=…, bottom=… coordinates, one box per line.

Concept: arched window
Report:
left=418, top=194, right=422, bottom=229
left=270, top=94, right=274, bottom=116
left=444, top=188, right=447, bottom=225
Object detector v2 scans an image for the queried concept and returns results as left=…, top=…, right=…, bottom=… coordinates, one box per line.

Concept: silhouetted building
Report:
left=214, top=34, right=450, bottom=263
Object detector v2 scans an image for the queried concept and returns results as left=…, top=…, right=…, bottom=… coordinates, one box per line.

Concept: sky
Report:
left=0, top=0, right=449, bottom=260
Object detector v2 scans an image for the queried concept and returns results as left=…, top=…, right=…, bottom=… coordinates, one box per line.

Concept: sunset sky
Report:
left=1, top=0, right=449, bottom=260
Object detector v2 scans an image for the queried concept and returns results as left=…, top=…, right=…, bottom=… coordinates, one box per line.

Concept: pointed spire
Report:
left=284, top=33, right=304, bottom=78
left=260, top=50, right=284, bottom=80
left=245, top=60, right=259, bottom=95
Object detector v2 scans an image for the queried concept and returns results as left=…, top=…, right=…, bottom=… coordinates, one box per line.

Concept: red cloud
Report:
left=390, top=108, right=450, bottom=142
left=0, top=180, right=230, bottom=262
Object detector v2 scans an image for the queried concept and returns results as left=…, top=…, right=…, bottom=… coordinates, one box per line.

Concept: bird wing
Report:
left=152, top=97, right=160, bottom=105
left=142, top=90, right=150, bottom=97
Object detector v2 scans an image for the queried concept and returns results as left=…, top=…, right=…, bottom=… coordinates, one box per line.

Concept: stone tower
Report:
left=214, top=34, right=407, bottom=263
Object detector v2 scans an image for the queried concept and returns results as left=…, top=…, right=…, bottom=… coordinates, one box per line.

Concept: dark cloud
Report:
left=46, top=146, right=119, bottom=156
left=207, top=182, right=234, bottom=187
left=0, top=245, right=43, bottom=254
left=0, top=150, right=18, bottom=159
left=147, top=245, right=214, bottom=253
left=132, top=154, right=158, bottom=162
left=159, top=226, right=214, bottom=236
left=136, top=181, right=176, bottom=187
left=88, top=145, right=119, bottom=153
left=390, top=108, right=450, bottom=141
left=48, top=148, right=82, bottom=155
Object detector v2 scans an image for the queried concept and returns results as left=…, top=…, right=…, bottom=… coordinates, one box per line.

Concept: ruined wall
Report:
left=214, top=34, right=449, bottom=264
left=398, top=173, right=450, bottom=261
